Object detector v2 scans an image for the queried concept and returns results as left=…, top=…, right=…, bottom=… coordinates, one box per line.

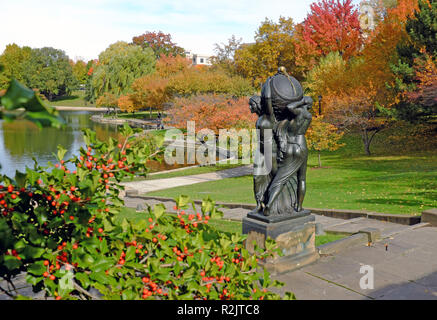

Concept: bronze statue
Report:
left=250, top=67, right=312, bottom=221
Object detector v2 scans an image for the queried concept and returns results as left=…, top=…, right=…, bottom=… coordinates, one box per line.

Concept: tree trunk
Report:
left=361, top=129, right=371, bottom=156
left=361, top=128, right=380, bottom=156
left=318, top=152, right=322, bottom=168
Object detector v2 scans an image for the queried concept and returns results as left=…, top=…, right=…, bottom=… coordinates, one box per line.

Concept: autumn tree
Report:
left=294, top=0, right=363, bottom=75
left=234, top=17, right=298, bottom=87
left=167, top=68, right=254, bottom=98
left=130, top=74, right=170, bottom=115
left=166, top=94, right=257, bottom=134
left=390, top=0, right=436, bottom=120
left=155, top=53, right=191, bottom=78
left=306, top=115, right=345, bottom=167
left=87, top=42, right=156, bottom=102
left=324, top=82, right=386, bottom=155
left=117, top=94, right=136, bottom=113
left=304, top=51, right=348, bottom=99
left=132, top=31, right=185, bottom=58
left=95, top=92, right=118, bottom=108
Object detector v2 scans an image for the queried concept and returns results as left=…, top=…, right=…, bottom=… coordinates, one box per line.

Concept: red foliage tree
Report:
left=132, top=31, right=185, bottom=57
left=297, top=0, right=363, bottom=62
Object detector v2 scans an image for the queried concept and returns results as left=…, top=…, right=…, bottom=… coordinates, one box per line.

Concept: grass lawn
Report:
left=47, top=90, right=94, bottom=107
left=315, top=234, right=347, bottom=247
left=146, top=127, right=437, bottom=215
left=106, top=111, right=165, bottom=120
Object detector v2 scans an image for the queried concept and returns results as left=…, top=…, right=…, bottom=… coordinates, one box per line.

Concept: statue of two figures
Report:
left=248, top=67, right=313, bottom=223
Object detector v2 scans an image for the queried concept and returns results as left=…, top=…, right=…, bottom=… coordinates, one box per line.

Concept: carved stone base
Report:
left=242, top=213, right=319, bottom=275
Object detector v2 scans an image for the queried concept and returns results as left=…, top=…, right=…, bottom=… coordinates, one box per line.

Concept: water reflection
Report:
left=0, top=111, right=119, bottom=177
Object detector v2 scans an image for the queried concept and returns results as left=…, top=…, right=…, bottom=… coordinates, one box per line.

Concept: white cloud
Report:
left=0, top=0, right=362, bottom=61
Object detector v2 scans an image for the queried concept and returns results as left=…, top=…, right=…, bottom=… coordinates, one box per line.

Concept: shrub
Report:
left=167, top=69, right=254, bottom=98
left=165, top=94, right=257, bottom=134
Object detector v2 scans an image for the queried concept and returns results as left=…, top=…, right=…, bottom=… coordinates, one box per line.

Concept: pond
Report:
left=0, top=111, right=205, bottom=178
left=0, top=111, right=120, bottom=178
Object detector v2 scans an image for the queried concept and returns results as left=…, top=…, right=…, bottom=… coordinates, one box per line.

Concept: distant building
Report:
left=185, top=51, right=212, bottom=66
left=359, top=3, right=376, bottom=33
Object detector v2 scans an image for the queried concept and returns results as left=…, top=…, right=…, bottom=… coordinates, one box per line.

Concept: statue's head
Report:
left=249, top=95, right=262, bottom=115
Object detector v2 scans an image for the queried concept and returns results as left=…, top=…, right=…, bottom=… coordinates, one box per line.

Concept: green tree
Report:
left=0, top=44, right=32, bottom=89
left=20, top=47, right=77, bottom=101
left=70, top=59, right=88, bottom=85
left=87, top=42, right=156, bottom=103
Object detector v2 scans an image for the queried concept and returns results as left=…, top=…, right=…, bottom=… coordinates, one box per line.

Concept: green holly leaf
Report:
left=4, top=255, right=22, bottom=270
left=56, top=145, right=67, bottom=162
left=14, top=170, right=27, bottom=189
left=153, top=203, right=166, bottom=220
left=1, top=79, right=64, bottom=128
left=28, top=261, right=46, bottom=275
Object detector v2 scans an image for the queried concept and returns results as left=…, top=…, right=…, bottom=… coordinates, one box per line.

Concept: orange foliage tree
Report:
left=405, top=53, right=437, bottom=110
left=117, top=94, right=136, bottom=113
left=130, top=74, right=170, bottom=114
left=155, top=54, right=191, bottom=78
left=165, top=94, right=257, bottom=134
left=324, top=82, right=386, bottom=155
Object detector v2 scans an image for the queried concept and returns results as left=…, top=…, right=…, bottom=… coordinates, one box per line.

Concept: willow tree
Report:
left=87, top=41, right=156, bottom=103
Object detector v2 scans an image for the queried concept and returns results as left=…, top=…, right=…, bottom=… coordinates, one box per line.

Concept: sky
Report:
left=1, top=0, right=362, bottom=62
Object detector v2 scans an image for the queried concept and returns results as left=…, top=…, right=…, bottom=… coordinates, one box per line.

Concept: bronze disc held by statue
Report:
left=271, top=74, right=303, bottom=103
left=266, top=71, right=304, bottom=121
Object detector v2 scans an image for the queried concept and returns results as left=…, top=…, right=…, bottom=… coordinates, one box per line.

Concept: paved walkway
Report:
left=122, top=165, right=252, bottom=194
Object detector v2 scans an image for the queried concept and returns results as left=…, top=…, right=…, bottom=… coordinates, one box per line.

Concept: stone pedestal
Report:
left=242, top=211, right=319, bottom=275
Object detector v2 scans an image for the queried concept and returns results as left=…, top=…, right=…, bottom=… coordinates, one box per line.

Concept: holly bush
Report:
left=0, top=80, right=294, bottom=300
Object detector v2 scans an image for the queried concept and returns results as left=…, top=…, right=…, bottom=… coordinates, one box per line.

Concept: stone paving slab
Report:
left=273, top=270, right=370, bottom=300
left=325, top=218, right=407, bottom=238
